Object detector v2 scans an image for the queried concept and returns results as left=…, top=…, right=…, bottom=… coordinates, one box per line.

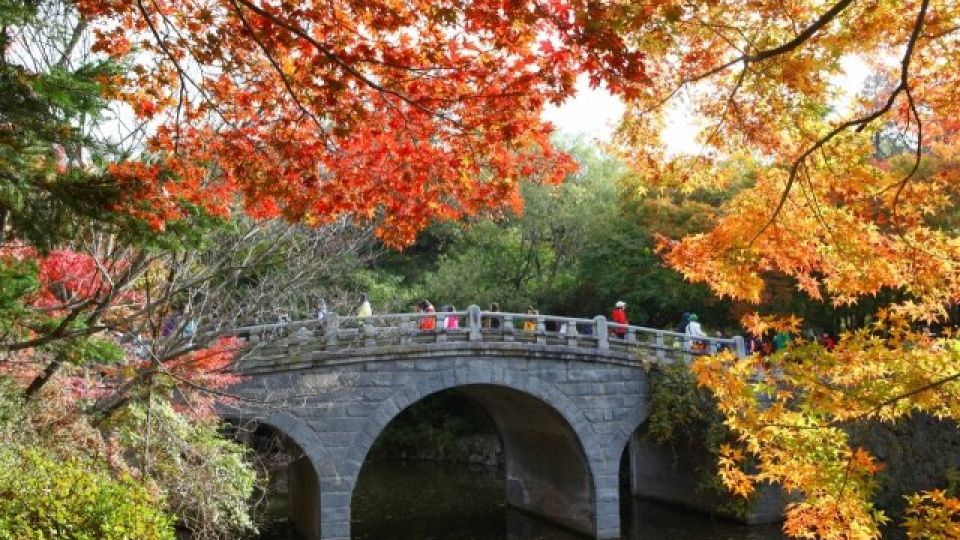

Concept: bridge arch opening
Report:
left=228, top=419, right=322, bottom=540
left=351, top=384, right=597, bottom=538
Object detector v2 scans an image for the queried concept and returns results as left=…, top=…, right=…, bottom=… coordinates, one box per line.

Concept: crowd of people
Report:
left=154, top=292, right=848, bottom=360
left=744, top=329, right=837, bottom=357
left=331, top=294, right=732, bottom=346
left=153, top=289, right=848, bottom=357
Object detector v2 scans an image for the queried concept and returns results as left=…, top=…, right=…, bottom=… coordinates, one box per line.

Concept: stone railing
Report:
left=225, top=305, right=746, bottom=365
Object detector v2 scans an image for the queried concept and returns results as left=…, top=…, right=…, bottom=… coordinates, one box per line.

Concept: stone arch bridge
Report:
left=223, top=306, right=746, bottom=540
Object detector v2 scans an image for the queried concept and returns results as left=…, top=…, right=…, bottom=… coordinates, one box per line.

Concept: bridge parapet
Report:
left=225, top=305, right=744, bottom=370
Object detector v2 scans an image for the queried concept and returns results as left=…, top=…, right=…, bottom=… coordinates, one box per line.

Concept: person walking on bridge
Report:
left=418, top=300, right=436, bottom=330
left=357, top=293, right=372, bottom=320
left=685, top=313, right=707, bottom=352
left=482, top=302, right=502, bottom=330
left=523, top=306, right=538, bottom=333
left=443, top=305, right=460, bottom=330
left=677, top=312, right=691, bottom=334
left=610, top=300, right=628, bottom=339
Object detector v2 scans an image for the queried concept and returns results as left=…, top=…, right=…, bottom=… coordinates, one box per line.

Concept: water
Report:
left=281, top=461, right=785, bottom=540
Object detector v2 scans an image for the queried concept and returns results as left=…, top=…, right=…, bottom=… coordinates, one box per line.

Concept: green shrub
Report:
left=0, top=445, right=175, bottom=540
left=111, top=401, right=258, bottom=540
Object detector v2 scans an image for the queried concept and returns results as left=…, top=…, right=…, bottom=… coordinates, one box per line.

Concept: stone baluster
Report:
left=326, top=313, right=339, bottom=348
left=362, top=319, right=376, bottom=347
left=565, top=319, right=579, bottom=347
left=733, top=335, right=746, bottom=358
left=654, top=331, right=665, bottom=362
left=536, top=316, right=546, bottom=345
left=400, top=314, right=412, bottom=344
left=503, top=315, right=515, bottom=341
left=594, top=315, right=609, bottom=350
left=468, top=305, right=482, bottom=342
left=436, top=315, right=447, bottom=343
left=626, top=327, right=638, bottom=345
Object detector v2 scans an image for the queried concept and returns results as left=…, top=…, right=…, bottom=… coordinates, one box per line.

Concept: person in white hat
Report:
left=610, top=300, right=628, bottom=338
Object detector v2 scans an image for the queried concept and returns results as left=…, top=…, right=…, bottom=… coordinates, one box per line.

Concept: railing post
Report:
left=468, top=305, right=482, bottom=342
left=595, top=316, right=609, bottom=350
left=503, top=315, right=514, bottom=341
left=363, top=320, right=376, bottom=347
left=536, top=316, right=546, bottom=345
left=326, top=313, right=339, bottom=348
left=733, top=335, right=746, bottom=358
left=565, top=319, right=579, bottom=347
left=654, top=331, right=665, bottom=362
left=400, top=314, right=413, bottom=344
left=436, top=318, right=447, bottom=343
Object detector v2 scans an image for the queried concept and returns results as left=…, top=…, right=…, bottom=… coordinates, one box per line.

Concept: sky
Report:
left=543, top=56, right=872, bottom=153
left=540, top=77, right=625, bottom=144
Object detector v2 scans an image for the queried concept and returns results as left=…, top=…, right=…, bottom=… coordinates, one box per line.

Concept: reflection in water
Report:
left=347, top=461, right=786, bottom=540
left=352, top=462, right=508, bottom=539
left=623, top=497, right=785, bottom=540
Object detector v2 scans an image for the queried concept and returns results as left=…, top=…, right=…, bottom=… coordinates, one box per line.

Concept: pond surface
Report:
left=272, top=461, right=785, bottom=540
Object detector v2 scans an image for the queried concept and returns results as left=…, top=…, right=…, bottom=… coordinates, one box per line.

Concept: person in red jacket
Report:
left=418, top=300, right=436, bottom=331
left=610, top=300, right=628, bottom=338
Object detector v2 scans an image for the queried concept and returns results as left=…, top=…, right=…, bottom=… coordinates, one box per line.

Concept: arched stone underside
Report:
left=226, top=351, right=651, bottom=540
left=461, top=385, right=597, bottom=534
left=353, top=384, right=598, bottom=536
left=222, top=412, right=332, bottom=540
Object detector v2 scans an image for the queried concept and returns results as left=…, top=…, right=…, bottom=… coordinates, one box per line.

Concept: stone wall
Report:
left=852, top=414, right=960, bottom=516
left=627, top=431, right=784, bottom=524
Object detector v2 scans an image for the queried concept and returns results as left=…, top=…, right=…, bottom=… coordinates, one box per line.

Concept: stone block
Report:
left=322, top=417, right=362, bottom=433
left=400, top=385, right=421, bottom=404
left=320, top=475, right=349, bottom=491
left=567, top=368, right=609, bottom=382
left=299, top=373, right=342, bottom=392
left=350, top=431, right=375, bottom=455
left=612, top=407, right=632, bottom=422
left=361, top=387, right=393, bottom=401
left=345, top=403, right=377, bottom=417
left=378, top=399, right=400, bottom=420
left=465, top=366, right=491, bottom=384
left=320, top=505, right=349, bottom=523
left=362, top=373, right=398, bottom=387
left=319, top=518, right=350, bottom=539
left=415, top=359, right=445, bottom=371
left=560, top=382, right=594, bottom=396
left=321, top=432, right=355, bottom=448
left=322, top=491, right=351, bottom=508
left=583, top=409, right=605, bottom=423
left=417, top=375, right=443, bottom=396
left=538, top=369, right=565, bottom=383
left=440, top=369, right=459, bottom=388
left=368, top=410, right=393, bottom=431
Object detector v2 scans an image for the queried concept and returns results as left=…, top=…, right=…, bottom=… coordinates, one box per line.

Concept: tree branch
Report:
left=749, top=0, right=930, bottom=244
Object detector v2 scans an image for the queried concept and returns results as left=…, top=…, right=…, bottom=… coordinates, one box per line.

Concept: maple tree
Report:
left=64, top=0, right=655, bottom=246
left=610, top=0, right=960, bottom=537
left=5, top=0, right=960, bottom=536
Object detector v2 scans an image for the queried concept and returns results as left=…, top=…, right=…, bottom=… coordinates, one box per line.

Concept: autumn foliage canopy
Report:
left=610, top=0, right=960, bottom=538
left=67, top=0, right=655, bottom=245
left=3, top=0, right=960, bottom=538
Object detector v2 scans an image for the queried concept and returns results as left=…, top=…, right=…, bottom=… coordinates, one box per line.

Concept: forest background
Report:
left=2, top=0, right=960, bottom=539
